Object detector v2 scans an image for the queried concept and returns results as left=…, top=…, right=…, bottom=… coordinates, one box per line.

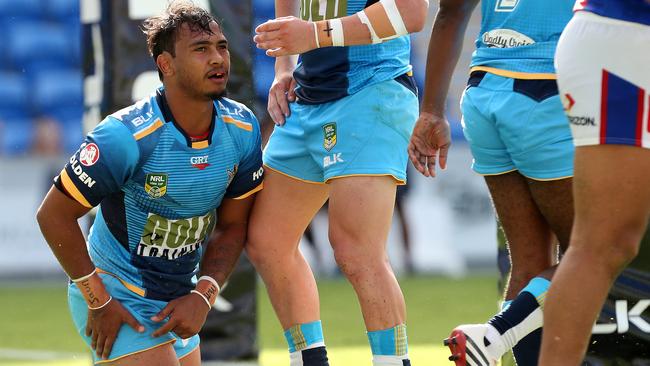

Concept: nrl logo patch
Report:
left=145, top=173, right=168, bottom=199
left=227, top=164, right=238, bottom=185
left=323, top=122, right=337, bottom=151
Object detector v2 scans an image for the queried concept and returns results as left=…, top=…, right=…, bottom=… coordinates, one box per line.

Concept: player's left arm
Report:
left=152, top=196, right=256, bottom=339
left=254, top=0, right=429, bottom=56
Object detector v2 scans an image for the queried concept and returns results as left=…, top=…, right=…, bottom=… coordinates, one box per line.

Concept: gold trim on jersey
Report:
left=263, top=165, right=326, bottom=185
left=96, top=268, right=146, bottom=297
left=233, top=182, right=264, bottom=200
left=60, top=169, right=92, bottom=208
left=133, top=119, right=164, bottom=140
left=325, top=173, right=406, bottom=185
left=470, top=66, right=557, bottom=80
left=222, top=116, right=253, bottom=131
left=191, top=140, right=209, bottom=149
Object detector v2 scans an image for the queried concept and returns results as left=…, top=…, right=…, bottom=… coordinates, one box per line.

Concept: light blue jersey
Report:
left=56, top=89, right=263, bottom=302
left=293, top=0, right=412, bottom=104
left=471, top=0, right=574, bottom=75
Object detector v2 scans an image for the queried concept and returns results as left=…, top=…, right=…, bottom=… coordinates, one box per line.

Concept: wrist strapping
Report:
left=312, top=22, right=321, bottom=48
left=191, top=290, right=212, bottom=309
left=71, top=268, right=97, bottom=283
left=198, top=275, right=221, bottom=294
left=88, top=295, right=112, bottom=310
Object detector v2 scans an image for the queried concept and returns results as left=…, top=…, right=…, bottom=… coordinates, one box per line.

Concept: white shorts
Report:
left=555, top=11, right=650, bottom=148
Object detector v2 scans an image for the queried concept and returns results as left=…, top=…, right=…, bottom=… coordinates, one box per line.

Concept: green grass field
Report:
left=0, top=275, right=498, bottom=365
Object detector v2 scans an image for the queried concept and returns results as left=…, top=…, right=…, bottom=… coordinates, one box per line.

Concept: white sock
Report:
left=372, top=354, right=409, bottom=366
left=484, top=307, right=543, bottom=360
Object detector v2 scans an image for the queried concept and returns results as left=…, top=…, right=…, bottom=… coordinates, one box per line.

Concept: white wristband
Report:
left=191, top=290, right=212, bottom=309
left=71, top=268, right=97, bottom=283
left=329, top=19, right=345, bottom=47
left=198, top=275, right=221, bottom=294
left=357, top=10, right=381, bottom=44
left=88, top=295, right=112, bottom=310
left=312, top=22, right=321, bottom=48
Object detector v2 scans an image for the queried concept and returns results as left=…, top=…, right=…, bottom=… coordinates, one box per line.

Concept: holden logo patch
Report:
left=323, top=122, right=337, bottom=151
left=145, top=173, right=168, bottom=199
left=79, top=143, right=100, bottom=166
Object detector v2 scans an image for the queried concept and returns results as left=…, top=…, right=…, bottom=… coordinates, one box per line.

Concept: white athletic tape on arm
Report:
left=357, top=10, right=381, bottom=44
left=71, top=268, right=97, bottom=283
left=313, top=22, right=321, bottom=48
left=330, top=18, right=345, bottom=47
left=380, top=0, right=408, bottom=37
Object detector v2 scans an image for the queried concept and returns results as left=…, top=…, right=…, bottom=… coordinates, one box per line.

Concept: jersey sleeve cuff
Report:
left=58, top=169, right=93, bottom=208
left=231, top=182, right=263, bottom=200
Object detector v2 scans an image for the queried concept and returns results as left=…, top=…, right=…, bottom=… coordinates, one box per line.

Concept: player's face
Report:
left=173, top=22, right=230, bottom=100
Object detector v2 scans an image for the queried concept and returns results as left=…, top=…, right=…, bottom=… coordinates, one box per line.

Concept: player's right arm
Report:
left=36, top=118, right=144, bottom=360
left=408, top=0, right=479, bottom=177
left=267, top=0, right=300, bottom=126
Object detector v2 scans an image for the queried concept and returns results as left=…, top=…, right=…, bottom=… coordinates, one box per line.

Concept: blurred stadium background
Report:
left=1, top=0, right=647, bottom=365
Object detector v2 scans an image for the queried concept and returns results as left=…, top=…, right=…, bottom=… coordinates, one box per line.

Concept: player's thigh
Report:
left=527, top=177, right=574, bottom=251
left=327, top=175, right=397, bottom=261
left=178, top=346, right=200, bottom=366
left=572, top=146, right=650, bottom=263
left=461, top=77, right=516, bottom=176
left=484, top=172, right=555, bottom=281
left=105, top=342, right=179, bottom=366
left=247, top=168, right=329, bottom=254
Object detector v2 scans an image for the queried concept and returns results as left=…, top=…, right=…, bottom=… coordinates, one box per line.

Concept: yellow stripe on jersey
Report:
left=222, top=116, right=253, bottom=131
left=470, top=66, right=557, bottom=80
left=133, top=118, right=164, bottom=140
left=191, top=140, right=209, bottom=149
left=60, top=169, right=92, bottom=208
left=96, top=268, right=146, bottom=297
left=233, top=182, right=263, bottom=200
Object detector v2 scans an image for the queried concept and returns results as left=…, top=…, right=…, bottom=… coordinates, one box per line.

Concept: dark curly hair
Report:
left=142, top=1, right=220, bottom=79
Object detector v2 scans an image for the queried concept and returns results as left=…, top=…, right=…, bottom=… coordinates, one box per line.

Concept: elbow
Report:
left=404, top=0, right=429, bottom=33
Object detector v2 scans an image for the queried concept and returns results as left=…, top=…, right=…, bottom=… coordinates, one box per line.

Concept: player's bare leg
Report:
left=485, top=172, right=570, bottom=298
left=105, top=343, right=179, bottom=365
left=446, top=171, right=573, bottom=365
left=179, top=346, right=201, bottom=366
left=245, top=168, right=330, bottom=364
left=540, top=145, right=650, bottom=365
left=328, top=176, right=409, bottom=365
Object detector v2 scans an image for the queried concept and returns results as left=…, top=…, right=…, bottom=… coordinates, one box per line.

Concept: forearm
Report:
left=421, top=2, right=476, bottom=116
left=199, top=223, right=247, bottom=289
left=316, top=0, right=428, bottom=47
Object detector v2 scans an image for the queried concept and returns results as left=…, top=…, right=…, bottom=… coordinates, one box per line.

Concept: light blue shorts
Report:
left=461, top=72, right=574, bottom=180
left=264, top=77, right=419, bottom=184
left=68, top=273, right=200, bottom=364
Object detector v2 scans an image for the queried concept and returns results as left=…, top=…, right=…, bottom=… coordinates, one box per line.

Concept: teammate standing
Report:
left=408, top=1, right=575, bottom=365
left=36, top=3, right=263, bottom=365
left=248, top=1, right=427, bottom=365
left=540, top=1, right=650, bottom=364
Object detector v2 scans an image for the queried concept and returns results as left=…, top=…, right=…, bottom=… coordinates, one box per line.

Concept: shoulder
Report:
left=215, top=97, right=259, bottom=134
left=109, top=93, right=166, bottom=139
